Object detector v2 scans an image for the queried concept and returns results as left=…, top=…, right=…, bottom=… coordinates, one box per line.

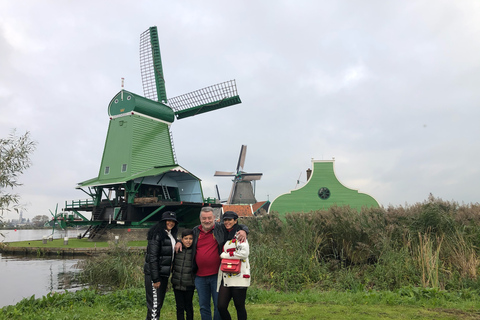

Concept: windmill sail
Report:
left=140, top=26, right=167, bottom=103
left=168, top=80, right=241, bottom=120
left=236, top=145, right=247, bottom=172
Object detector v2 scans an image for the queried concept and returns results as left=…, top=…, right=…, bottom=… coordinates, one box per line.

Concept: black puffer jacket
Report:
left=171, top=245, right=195, bottom=291
left=144, top=231, right=175, bottom=283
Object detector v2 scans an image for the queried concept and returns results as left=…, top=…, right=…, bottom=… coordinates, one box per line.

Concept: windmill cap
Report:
left=160, top=211, right=178, bottom=223
left=223, top=211, right=238, bottom=220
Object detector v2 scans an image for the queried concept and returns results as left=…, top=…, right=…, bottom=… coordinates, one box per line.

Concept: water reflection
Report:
left=0, top=229, right=86, bottom=308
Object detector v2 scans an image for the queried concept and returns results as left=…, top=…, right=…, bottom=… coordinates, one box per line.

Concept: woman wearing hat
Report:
left=144, top=211, right=178, bottom=320
left=217, top=211, right=251, bottom=320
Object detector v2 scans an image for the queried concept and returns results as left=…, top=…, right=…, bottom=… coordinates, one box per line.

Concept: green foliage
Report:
left=76, top=240, right=145, bottom=290
left=243, top=196, right=480, bottom=292
left=0, top=288, right=146, bottom=320
left=0, top=130, right=37, bottom=213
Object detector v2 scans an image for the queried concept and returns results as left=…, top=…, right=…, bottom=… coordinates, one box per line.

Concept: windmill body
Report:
left=61, top=26, right=241, bottom=239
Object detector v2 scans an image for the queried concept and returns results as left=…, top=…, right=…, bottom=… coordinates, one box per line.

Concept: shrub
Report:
left=76, top=240, right=144, bottom=290
left=244, top=196, right=480, bottom=292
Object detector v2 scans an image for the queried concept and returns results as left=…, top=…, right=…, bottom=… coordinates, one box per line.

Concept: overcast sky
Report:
left=1, top=1, right=479, bottom=220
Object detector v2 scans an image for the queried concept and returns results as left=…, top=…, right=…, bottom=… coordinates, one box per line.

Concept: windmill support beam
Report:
left=133, top=205, right=165, bottom=225
left=71, top=210, right=89, bottom=221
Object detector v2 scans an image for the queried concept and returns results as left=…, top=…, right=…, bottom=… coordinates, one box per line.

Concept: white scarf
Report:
left=166, top=229, right=175, bottom=257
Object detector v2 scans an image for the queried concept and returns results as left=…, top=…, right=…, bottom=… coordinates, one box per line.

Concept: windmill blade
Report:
left=169, top=80, right=241, bottom=120
left=140, top=26, right=167, bottom=103
left=49, top=203, right=59, bottom=235
left=240, top=173, right=263, bottom=181
left=227, top=181, right=237, bottom=204
left=215, top=185, right=221, bottom=201
left=214, top=171, right=236, bottom=176
left=236, top=145, right=247, bottom=172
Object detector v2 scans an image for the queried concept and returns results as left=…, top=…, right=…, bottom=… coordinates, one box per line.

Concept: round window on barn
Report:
left=318, top=187, right=330, bottom=200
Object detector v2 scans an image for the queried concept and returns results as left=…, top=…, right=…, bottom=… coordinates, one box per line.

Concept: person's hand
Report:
left=153, top=281, right=161, bottom=289
left=236, top=230, right=247, bottom=242
left=175, top=241, right=183, bottom=253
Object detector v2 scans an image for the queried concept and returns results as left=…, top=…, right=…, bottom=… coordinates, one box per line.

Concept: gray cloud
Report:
left=1, top=0, right=479, bottom=219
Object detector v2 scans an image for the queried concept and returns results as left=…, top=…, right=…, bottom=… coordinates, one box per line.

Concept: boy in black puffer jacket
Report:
left=171, top=229, right=196, bottom=320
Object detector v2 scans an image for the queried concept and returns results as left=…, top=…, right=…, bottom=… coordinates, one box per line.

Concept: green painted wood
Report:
left=108, top=90, right=174, bottom=123
left=269, top=161, right=379, bottom=219
left=86, top=113, right=175, bottom=186
left=149, top=26, right=168, bottom=103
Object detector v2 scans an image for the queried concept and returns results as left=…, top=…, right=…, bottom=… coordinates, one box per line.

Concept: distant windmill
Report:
left=214, top=145, right=263, bottom=204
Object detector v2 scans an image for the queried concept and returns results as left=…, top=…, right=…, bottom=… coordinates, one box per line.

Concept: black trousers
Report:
left=217, top=284, right=248, bottom=320
left=173, top=288, right=195, bottom=320
left=144, top=274, right=168, bottom=320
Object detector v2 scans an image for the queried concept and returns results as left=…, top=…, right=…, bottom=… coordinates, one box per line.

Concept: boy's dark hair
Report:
left=181, top=228, right=193, bottom=238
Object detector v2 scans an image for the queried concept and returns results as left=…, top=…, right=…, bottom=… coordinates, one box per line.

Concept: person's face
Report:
left=223, top=218, right=236, bottom=230
left=165, top=220, right=176, bottom=231
left=200, top=211, right=215, bottom=231
left=181, top=235, right=193, bottom=248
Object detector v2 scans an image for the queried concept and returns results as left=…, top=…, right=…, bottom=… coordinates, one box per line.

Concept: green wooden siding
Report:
left=97, top=114, right=175, bottom=182
left=98, top=117, right=133, bottom=180
left=131, top=115, right=175, bottom=173
left=269, top=161, right=379, bottom=218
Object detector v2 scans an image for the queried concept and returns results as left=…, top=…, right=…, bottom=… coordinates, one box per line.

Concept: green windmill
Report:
left=63, top=26, right=241, bottom=239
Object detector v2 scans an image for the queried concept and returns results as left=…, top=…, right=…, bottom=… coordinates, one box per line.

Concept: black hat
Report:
left=223, top=211, right=238, bottom=220
left=160, top=211, right=177, bottom=223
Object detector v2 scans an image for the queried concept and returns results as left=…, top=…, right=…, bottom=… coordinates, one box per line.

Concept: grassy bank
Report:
left=1, top=287, right=480, bottom=319
left=2, top=238, right=147, bottom=248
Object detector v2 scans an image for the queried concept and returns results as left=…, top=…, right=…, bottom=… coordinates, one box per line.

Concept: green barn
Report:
left=268, top=160, right=379, bottom=218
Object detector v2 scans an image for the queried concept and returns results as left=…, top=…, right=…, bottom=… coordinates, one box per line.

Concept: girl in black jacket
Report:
left=144, top=211, right=178, bottom=320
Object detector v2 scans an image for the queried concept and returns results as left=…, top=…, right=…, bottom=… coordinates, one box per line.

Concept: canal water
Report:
left=0, top=229, right=85, bottom=308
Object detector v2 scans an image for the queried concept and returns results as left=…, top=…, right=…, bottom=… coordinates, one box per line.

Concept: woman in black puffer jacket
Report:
left=144, top=211, right=178, bottom=320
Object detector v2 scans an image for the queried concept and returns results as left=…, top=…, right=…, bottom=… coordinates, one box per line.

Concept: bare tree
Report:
left=0, top=130, right=37, bottom=216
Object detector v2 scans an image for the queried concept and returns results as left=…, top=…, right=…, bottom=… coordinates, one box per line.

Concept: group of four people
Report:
left=143, top=206, right=250, bottom=320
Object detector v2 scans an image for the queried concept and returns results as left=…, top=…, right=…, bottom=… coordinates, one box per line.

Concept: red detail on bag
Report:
left=220, top=259, right=241, bottom=273
left=243, top=275, right=250, bottom=278
left=226, top=248, right=236, bottom=253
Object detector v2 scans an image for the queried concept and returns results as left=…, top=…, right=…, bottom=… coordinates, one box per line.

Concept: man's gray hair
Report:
left=200, top=206, right=214, bottom=217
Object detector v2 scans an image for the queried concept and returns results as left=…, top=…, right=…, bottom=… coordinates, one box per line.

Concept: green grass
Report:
left=1, top=287, right=480, bottom=320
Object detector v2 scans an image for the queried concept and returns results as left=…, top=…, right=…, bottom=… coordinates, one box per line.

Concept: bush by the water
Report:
left=248, top=195, right=480, bottom=292
left=76, top=240, right=145, bottom=290
left=78, top=195, right=480, bottom=294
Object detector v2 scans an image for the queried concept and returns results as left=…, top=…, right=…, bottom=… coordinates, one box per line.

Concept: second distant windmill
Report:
left=214, top=145, right=263, bottom=204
